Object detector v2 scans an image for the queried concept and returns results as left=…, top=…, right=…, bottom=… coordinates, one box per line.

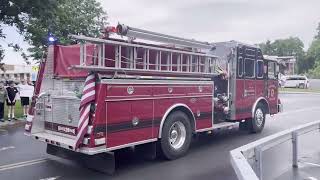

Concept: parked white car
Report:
left=283, top=75, right=310, bottom=89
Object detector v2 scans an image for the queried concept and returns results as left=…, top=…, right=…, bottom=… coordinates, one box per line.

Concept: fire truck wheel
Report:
left=249, top=104, right=266, bottom=133
left=160, top=111, right=192, bottom=160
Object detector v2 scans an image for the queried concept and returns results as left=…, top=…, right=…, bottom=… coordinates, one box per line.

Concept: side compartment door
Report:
left=105, top=84, right=154, bottom=148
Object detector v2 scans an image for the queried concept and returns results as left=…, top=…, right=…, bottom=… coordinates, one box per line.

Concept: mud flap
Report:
left=135, top=142, right=157, bottom=160
left=47, top=144, right=115, bottom=174
left=82, top=152, right=115, bottom=174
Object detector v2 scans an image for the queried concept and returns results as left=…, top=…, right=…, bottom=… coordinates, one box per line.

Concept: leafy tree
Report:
left=315, top=22, right=320, bottom=40
left=0, top=0, right=58, bottom=29
left=258, top=40, right=273, bottom=55
left=307, top=39, right=320, bottom=64
left=0, top=46, right=4, bottom=62
left=259, top=37, right=304, bottom=56
left=0, top=0, right=59, bottom=62
left=24, top=0, right=107, bottom=60
left=258, top=37, right=308, bottom=73
left=0, top=0, right=107, bottom=62
left=307, top=39, right=320, bottom=78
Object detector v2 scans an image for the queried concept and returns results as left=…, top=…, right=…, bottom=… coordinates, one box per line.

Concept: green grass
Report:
left=279, top=87, right=320, bottom=93
left=3, top=100, right=24, bottom=120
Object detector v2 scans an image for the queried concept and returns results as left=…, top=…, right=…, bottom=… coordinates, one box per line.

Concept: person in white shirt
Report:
left=18, top=79, right=34, bottom=118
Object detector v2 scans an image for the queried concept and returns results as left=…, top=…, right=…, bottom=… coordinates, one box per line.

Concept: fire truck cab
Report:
left=25, top=24, right=282, bottom=173
left=211, top=41, right=281, bottom=131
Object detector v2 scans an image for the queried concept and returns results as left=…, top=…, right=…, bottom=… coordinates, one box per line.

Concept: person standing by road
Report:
left=6, top=81, right=19, bottom=121
left=18, top=79, right=34, bottom=118
left=0, top=82, right=7, bottom=122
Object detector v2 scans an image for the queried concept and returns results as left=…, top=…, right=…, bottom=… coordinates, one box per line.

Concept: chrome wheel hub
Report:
left=168, top=121, right=186, bottom=150
left=255, top=108, right=264, bottom=127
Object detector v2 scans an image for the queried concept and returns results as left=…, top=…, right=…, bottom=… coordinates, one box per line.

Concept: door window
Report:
left=237, top=57, right=243, bottom=77
left=244, top=58, right=255, bottom=78
left=256, top=60, right=264, bottom=79
left=268, top=62, right=276, bottom=79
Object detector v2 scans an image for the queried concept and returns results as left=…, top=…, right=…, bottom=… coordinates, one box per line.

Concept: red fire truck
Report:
left=25, top=24, right=282, bottom=173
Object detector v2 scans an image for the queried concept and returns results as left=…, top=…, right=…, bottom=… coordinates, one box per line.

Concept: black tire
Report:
left=299, top=83, right=305, bottom=89
left=248, top=104, right=266, bottom=133
left=160, top=111, right=192, bottom=160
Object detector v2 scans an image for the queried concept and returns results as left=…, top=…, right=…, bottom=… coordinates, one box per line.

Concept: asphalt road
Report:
left=0, top=93, right=320, bottom=180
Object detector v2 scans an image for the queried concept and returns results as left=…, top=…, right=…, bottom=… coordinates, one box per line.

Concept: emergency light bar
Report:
left=116, top=24, right=214, bottom=50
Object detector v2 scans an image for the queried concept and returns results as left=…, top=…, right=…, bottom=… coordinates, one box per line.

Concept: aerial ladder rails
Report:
left=70, top=24, right=224, bottom=80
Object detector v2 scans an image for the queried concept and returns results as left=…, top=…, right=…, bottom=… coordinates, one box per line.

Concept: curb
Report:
left=0, top=119, right=25, bottom=129
left=280, top=91, right=320, bottom=95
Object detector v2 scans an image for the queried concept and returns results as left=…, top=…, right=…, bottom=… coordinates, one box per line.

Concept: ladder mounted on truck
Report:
left=70, top=24, right=221, bottom=78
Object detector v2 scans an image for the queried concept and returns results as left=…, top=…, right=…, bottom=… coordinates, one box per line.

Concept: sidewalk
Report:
left=280, top=91, right=320, bottom=95
left=0, top=118, right=26, bottom=128
left=279, top=87, right=320, bottom=95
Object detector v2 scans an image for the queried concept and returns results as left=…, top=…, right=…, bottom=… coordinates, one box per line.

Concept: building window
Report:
left=244, top=58, right=255, bottom=78
left=20, top=73, right=24, bottom=79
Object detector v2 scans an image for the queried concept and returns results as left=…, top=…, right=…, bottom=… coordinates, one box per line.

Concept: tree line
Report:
left=258, top=23, right=320, bottom=78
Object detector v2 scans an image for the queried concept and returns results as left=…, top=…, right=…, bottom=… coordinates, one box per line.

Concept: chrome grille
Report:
left=34, top=95, right=81, bottom=128
left=51, top=97, right=81, bottom=127
left=36, top=79, right=83, bottom=126
left=40, top=79, right=84, bottom=97
left=34, top=96, right=47, bottom=122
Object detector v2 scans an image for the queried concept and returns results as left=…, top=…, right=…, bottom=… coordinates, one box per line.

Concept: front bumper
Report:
left=30, top=132, right=108, bottom=155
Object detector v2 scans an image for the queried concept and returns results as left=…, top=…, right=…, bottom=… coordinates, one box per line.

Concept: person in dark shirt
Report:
left=6, top=81, right=19, bottom=121
left=0, top=82, right=7, bottom=122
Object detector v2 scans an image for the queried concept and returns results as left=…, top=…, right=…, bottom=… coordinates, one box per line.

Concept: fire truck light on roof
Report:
left=48, top=36, right=55, bottom=42
left=48, top=33, right=57, bottom=43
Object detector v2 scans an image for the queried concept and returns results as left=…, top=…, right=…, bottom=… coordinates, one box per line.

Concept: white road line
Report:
left=306, top=177, right=318, bottom=180
left=0, top=146, right=15, bottom=152
left=39, top=176, right=60, bottom=180
left=280, top=106, right=320, bottom=116
left=0, top=158, right=49, bottom=171
left=0, top=129, right=8, bottom=136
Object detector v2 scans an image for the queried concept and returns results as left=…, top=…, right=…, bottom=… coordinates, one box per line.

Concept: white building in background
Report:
left=0, top=64, right=39, bottom=82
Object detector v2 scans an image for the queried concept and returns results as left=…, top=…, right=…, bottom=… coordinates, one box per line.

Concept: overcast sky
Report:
left=1, top=0, right=320, bottom=64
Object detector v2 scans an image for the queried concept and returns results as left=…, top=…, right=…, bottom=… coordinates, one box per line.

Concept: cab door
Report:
left=243, top=47, right=256, bottom=111
left=267, top=61, right=279, bottom=114
left=235, top=46, right=257, bottom=120
left=255, top=49, right=267, bottom=98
